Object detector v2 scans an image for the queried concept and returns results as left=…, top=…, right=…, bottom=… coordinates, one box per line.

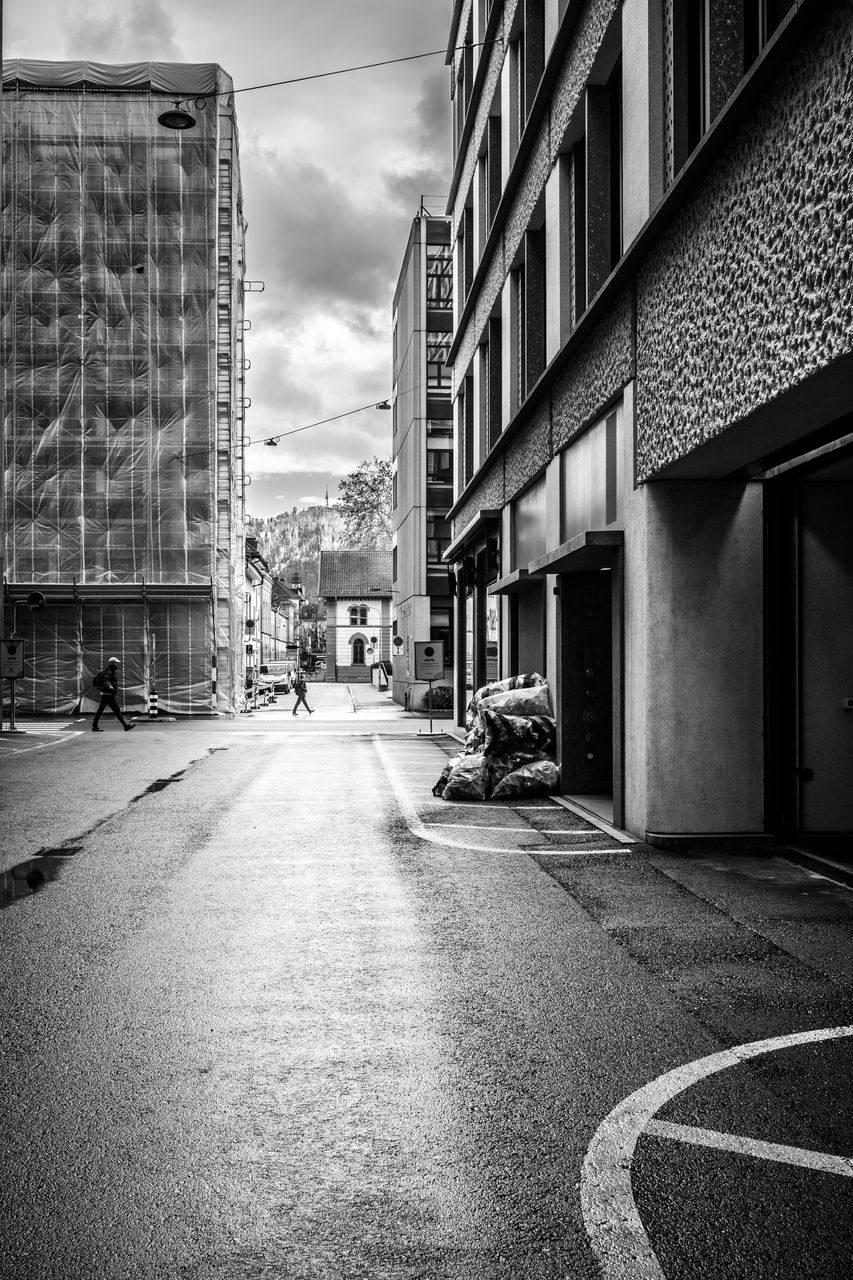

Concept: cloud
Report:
left=244, top=148, right=412, bottom=315
left=62, top=0, right=183, bottom=60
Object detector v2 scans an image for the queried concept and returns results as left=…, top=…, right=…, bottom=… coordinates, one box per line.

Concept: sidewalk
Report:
left=374, top=734, right=853, bottom=1021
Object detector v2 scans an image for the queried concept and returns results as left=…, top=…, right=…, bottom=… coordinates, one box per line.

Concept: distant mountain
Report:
left=246, top=505, right=344, bottom=598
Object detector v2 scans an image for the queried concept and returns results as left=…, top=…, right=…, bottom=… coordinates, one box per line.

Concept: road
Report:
left=1, top=684, right=852, bottom=1278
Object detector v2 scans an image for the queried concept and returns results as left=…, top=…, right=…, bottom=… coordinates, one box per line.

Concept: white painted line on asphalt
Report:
left=0, top=732, right=83, bottom=756
left=581, top=1025, right=853, bottom=1280
left=423, top=822, right=531, bottom=831
left=374, top=735, right=541, bottom=854
left=537, top=829, right=617, bottom=836
left=643, top=1119, right=853, bottom=1177
left=550, top=796, right=637, bottom=844
left=533, top=847, right=628, bottom=856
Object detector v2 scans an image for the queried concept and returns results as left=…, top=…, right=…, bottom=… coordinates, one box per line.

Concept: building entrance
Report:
left=558, top=572, right=616, bottom=819
left=766, top=443, right=853, bottom=855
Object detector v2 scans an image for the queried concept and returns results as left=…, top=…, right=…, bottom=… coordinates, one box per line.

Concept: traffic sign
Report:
left=1, top=640, right=26, bottom=680
left=414, top=641, right=445, bottom=681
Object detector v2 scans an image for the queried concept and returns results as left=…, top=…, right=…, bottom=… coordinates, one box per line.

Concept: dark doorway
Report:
left=558, top=572, right=614, bottom=799
left=766, top=445, right=853, bottom=856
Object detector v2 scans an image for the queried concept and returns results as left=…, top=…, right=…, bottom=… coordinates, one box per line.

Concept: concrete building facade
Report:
left=444, top=0, right=853, bottom=852
left=1, top=61, right=247, bottom=715
left=391, top=213, right=455, bottom=711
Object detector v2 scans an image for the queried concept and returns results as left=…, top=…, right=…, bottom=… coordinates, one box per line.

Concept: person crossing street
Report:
left=292, top=671, right=314, bottom=716
left=92, top=658, right=135, bottom=732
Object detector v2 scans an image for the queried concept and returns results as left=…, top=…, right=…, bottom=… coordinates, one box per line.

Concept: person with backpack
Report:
left=291, top=671, right=313, bottom=716
left=92, top=658, right=135, bottom=732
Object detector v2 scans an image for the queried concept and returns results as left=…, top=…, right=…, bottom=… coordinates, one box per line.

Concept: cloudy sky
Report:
left=4, top=0, right=453, bottom=517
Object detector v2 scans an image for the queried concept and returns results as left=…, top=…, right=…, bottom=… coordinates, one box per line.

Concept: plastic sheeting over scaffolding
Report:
left=1, top=62, right=245, bottom=714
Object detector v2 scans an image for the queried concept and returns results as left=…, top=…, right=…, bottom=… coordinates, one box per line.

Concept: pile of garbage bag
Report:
left=432, top=673, right=559, bottom=801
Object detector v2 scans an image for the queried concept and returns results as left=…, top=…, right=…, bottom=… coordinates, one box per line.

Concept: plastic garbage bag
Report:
left=492, top=759, right=560, bottom=798
left=442, top=754, right=495, bottom=801
left=481, top=709, right=557, bottom=760
left=463, top=672, right=547, bottom=752
left=477, top=682, right=552, bottom=723
left=432, top=752, right=465, bottom=797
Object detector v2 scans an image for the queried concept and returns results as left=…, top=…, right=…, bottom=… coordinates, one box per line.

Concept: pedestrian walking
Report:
left=291, top=671, right=314, bottom=716
left=92, top=658, right=135, bottom=732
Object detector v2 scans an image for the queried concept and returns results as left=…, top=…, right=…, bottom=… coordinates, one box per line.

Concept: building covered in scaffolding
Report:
left=1, top=60, right=246, bottom=715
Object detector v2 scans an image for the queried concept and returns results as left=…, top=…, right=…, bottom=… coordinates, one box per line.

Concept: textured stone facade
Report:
left=455, top=462, right=506, bottom=535
left=636, top=0, right=853, bottom=479
left=552, top=288, right=634, bottom=453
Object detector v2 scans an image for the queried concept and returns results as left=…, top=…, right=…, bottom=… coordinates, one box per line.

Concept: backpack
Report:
left=92, top=669, right=107, bottom=690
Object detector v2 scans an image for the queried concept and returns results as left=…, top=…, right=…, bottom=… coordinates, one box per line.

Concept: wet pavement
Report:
left=1, top=709, right=852, bottom=1278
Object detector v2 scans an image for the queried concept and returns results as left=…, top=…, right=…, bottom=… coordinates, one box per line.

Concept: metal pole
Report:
left=428, top=678, right=434, bottom=734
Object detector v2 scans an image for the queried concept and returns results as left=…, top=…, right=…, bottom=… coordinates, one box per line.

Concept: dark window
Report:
left=426, top=245, right=453, bottom=309
left=352, top=638, right=365, bottom=664
left=524, top=0, right=545, bottom=118
left=392, top=471, right=397, bottom=509
left=427, top=331, right=452, bottom=388
left=673, top=1, right=709, bottom=173
left=426, top=509, right=452, bottom=565
left=744, top=0, right=796, bottom=69
left=427, top=448, right=453, bottom=484
left=572, top=140, right=587, bottom=323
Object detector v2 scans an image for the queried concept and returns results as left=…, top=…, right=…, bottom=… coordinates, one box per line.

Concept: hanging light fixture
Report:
left=158, top=100, right=197, bottom=130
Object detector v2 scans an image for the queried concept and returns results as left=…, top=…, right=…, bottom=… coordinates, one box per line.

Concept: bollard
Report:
left=148, top=689, right=158, bottom=719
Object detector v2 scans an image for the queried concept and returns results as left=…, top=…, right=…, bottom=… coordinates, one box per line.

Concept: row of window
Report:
left=454, top=0, right=796, bottom=487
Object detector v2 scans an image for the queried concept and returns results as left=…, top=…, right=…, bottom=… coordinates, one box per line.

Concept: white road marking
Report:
left=423, top=822, right=531, bottom=831
left=536, top=828, right=618, bottom=836
left=0, top=732, right=82, bottom=756
left=550, top=795, right=637, bottom=843
left=581, top=1025, right=853, bottom=1280
left=643, top=1119, right=853, bottom=1177
left=533, top=847, right=629, bottom=856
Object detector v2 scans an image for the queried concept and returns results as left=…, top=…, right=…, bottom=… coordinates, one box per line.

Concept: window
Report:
left=348, top=605, right=368, bottom=627
left=427, top=331, right=452, bottom=389
left=572, top=140, right=587, bottom=325
left=744, top=0, right=795, bottom=69
left=426, top=245, right=452, bottom=309
left=392, top=471, right=397, bottom=509
left=672, top=1, right=709, bottom=175
left=427, top=446, right=453, bottom=484
left=427, top=509, right=452, bottom=565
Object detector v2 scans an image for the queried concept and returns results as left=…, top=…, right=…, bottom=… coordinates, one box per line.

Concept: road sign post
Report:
left=414, top=641, right=446, bottom=736
left=1, top=639, right=26, bottom=734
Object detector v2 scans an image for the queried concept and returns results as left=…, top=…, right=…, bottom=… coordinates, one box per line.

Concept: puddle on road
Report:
left=0, top=846, right=82, bottom=910
left=131, top=770, right=186, bottom=801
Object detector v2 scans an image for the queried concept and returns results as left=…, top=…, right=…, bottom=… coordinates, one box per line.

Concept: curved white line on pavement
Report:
left=580, top=1024, right=853, bottom=1280
left=373, top=735, right=544, bottom=854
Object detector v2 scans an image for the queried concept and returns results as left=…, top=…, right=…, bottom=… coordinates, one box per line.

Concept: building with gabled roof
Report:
left=318, top=549, right=392, bottom=682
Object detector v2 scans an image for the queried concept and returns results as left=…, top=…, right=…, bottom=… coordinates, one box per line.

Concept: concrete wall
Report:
left=624, top=481, right=765, bottom=838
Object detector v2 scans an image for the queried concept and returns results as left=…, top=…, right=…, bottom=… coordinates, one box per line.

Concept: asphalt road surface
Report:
left=1, top=688, right=852, bottom=1278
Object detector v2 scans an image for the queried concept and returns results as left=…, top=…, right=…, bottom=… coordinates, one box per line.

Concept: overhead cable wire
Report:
left=179, top=40, right=501, bottom=103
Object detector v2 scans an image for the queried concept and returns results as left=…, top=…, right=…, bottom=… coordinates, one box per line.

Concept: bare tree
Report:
left=337, top=457, right=393, bottom=546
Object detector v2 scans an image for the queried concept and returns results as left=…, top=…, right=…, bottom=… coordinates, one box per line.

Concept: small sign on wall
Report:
left=414, top=641, right=445, bottom=681
left=0, top=640, right=26, bottom=680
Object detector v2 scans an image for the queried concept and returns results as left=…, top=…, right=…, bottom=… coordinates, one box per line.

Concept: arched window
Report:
left=348, top=604, right=368, bottom=626
left=348, top=606, right=359, bottom=626
left=352, top=638, right=365, bottom=664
